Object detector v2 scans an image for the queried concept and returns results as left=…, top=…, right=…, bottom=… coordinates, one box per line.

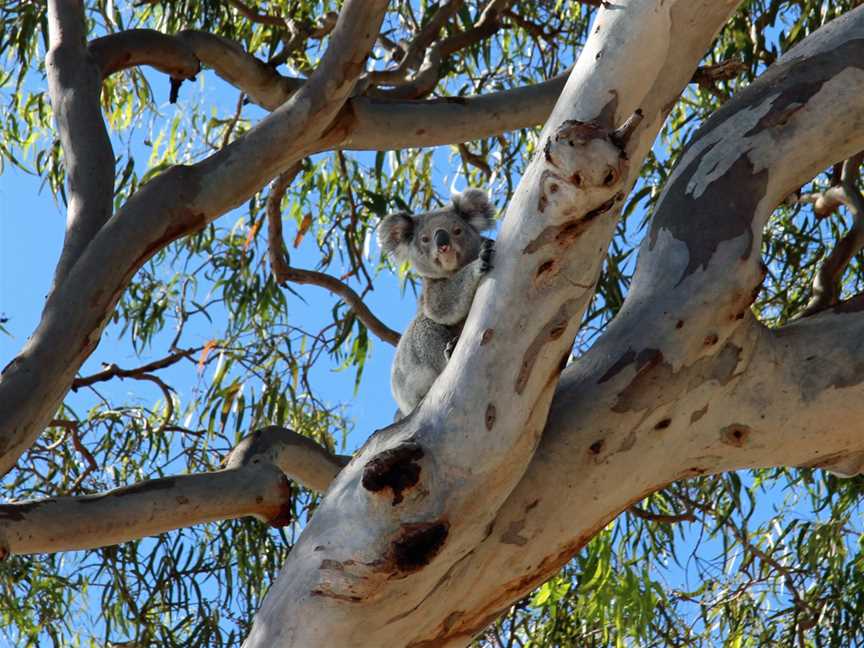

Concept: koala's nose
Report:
left=434, top=229, right=451, bottom=252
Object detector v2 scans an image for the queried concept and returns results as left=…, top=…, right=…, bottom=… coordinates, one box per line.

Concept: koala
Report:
left=377, top=189, right=496, bottom=417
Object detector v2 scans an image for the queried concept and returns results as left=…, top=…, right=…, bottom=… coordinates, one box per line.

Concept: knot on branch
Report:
left=537, top=111, right=641, bottom=222
left=362, top=441, right=424, bottom=505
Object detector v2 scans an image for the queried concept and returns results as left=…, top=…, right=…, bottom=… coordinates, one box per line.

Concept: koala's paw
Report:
left=479, top=239, right=495, bottom=273
left=444, top=336, right=459, bottom=361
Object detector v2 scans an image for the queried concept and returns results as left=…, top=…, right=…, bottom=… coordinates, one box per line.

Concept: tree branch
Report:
left=270, top=11, right=339, bottom=66
left=279, top=266, right=401, bottom=347
left=178, top=30, right=304, bottom=108
left=224, top=0, right=285, bottom=26
left=0, top=466, right=290, bottom=557
left=265, top=162, right=304, bottom=280
left=374, top=10, right=864, bottom=643
left=690, top=58, right=746, bottom=88
left=226, top=425, right=351, bottom=492
left=0, top=0, right=389, bottom=477
left=71, top=347, right=198, bottom=390
left=800, top=153, right=864, bottom=316
left=0, top=426, right=349, bottom=556
left=88, top=29, right=200, bottom=80
left=340, top=73, right=567, bottom=150
left=265, top=163, right=401, bottom=346
left=438, top=0, right=514, bottom=58
left=87, top=22, right=567, bottom=146
left=628, top=505, right=695, bottom=525
left=46, top=0, right=115, bottom=288
left=245, top=1, right=745, bottom=644
left=365, top=42, right=443, bottom=100
left=363, top=0, right=513, bottom=100
left=365, top=0, right=463, bottom=88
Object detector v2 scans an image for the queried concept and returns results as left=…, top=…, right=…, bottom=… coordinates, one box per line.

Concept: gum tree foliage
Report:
left=1, top=0, right=864, bottom=645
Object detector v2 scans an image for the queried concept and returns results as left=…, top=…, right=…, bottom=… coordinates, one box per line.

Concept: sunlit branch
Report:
left=0, top=426, right=349, bottom=556
left=46, top=0, right=115, bottom=287
left=88, top=29, right=200, bottom=79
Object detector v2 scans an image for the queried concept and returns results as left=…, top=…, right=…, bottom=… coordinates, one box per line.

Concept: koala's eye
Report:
left=421, top=235, right=430, bottom=244
left=453, top=227, right=462, bottom=236
left=603, top=167, right=619, bottom=186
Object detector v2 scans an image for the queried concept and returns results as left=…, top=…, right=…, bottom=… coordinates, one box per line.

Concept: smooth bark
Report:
left=245, top=1, right=744, bottom=645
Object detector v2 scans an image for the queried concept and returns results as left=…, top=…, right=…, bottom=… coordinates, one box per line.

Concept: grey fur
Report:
left=378, top=189, right=496, bottom=416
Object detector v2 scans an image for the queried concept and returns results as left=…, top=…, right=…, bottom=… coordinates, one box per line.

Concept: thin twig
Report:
left=458, top=143, right=492, bottom=178
left=280, top=266, right=400, bottom=347
left=690, top=59, right=746, bottom=87
left=221, top=92, right=246, bottom=149
left=266, top=163, right=400, bottom=346
left=800, top=153, right=864, bottom=316
left=266, top=161, right=305, bottom=282
left=69, top=424, right=98, bottom=493
left=72, top=348, right=198, bottom=390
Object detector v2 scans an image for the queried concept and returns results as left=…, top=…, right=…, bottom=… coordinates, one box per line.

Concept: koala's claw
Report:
left=479, top=239, right=495, bottom=273
left=444, top=337, right=459, bottom=360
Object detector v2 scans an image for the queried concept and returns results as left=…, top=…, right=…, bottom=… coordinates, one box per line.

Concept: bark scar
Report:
left=362, top=441, right=424, bottom=505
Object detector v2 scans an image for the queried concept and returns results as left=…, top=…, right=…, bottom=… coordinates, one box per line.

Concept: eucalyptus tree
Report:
left=3, top=0, right=864, bottom=646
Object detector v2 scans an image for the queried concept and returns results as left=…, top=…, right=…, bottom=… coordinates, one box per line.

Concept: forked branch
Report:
left=266, top=165, right=400, bottom=346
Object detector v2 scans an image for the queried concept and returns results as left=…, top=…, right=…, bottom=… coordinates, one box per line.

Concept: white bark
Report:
left=343, top=8, right=864, bottom=644
left=244, top=1, right=745, bottom=645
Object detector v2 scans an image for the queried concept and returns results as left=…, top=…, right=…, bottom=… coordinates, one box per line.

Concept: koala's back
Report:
left=391, top=314, right=459, bottom=416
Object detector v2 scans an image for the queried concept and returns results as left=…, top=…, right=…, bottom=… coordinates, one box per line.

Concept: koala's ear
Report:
left=452, top=188, right=495, bottom=232
left=377, top=212, right=415, bottom=261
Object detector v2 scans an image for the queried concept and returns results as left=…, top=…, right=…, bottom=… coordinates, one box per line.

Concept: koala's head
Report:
left=377, top=189, right=495, bottom=279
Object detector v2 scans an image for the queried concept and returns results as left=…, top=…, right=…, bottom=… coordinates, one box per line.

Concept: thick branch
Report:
left=84, top=21, right=567, bottom=146
left=245, top=1, right=745, bottom=645
left=372, top=9, right=864, bottom=643
left=178, top=30, right=304, bottom=109
left=0, top=465, right=289, bottom=556
left=0, top=426, right=349, bottom=556
left=226, top=425, right=351, bottom=492
left=46, top=0, right=115, bottom=288
left=88, top=29, right=200, bottom=79
left=341, top=73, right=567, bottom=150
